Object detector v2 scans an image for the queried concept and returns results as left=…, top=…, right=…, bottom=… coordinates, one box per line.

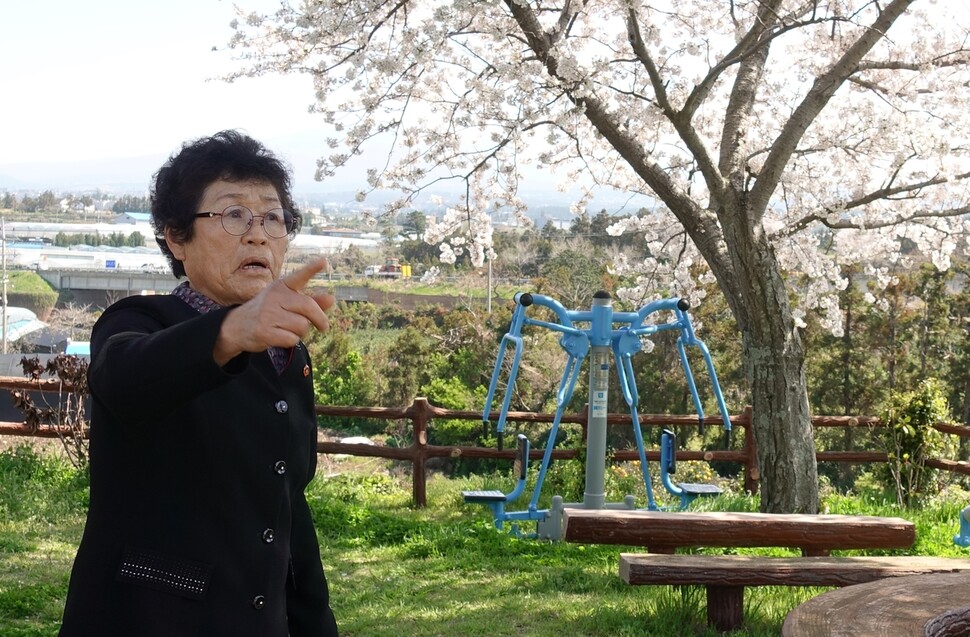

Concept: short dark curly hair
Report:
left=151, top=130, right=303, bottom=278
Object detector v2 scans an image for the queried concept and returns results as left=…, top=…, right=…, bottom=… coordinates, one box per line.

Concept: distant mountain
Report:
left=0, top=129, right=655, bottom=215
left=0, top=173, right=27, bottom=189
left=0, top=155, right=165, bottom=193
left=0, top=130, right=343, bottom=195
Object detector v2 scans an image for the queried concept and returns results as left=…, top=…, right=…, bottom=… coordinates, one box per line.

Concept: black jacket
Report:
left=59, top=295, right=338, bottom=637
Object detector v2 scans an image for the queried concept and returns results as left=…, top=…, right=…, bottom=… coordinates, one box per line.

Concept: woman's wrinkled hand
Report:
left=214, top=258, right=337, bottom=365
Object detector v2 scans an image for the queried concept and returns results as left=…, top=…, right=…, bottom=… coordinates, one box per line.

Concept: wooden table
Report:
left=782, top=572, right=970, bottom=636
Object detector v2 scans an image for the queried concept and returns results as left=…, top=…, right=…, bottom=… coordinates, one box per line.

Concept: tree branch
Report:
left=717, top=1, right=783, bottom=191
left=783, top=170, right=970, bottom=235
left=749, top=0, right=917, bottom=217
left=624, top=7, right=726, bottom=202
left=501, top=0, right=733, bottom=277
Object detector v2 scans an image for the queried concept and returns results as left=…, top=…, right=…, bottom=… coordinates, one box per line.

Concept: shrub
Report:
left=423, top=376, right=480, bottom=447
left=876, top=378, right=952, bottom=507
left=11, top=355, right=90, bottom=470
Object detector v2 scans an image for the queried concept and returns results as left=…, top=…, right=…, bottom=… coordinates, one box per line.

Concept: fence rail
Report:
left=2, top=375, right=970, bottom=507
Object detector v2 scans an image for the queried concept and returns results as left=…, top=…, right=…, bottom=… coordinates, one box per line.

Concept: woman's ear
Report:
left=163, top=227, right=186, bottom=261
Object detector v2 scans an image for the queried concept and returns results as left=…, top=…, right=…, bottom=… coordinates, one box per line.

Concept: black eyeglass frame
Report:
left=194, top=205, right=297, bottom=239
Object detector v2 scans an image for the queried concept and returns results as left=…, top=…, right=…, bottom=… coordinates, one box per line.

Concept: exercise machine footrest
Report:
left=678, top=483, right=722, bottom=496
left=463, top=490, right=507, bottom=503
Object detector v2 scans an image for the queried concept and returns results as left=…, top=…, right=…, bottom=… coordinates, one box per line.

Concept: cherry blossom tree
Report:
left=229, top=0, right=970, bottom=512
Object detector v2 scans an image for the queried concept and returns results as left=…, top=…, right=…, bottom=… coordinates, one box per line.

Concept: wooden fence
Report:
left=2, top=375, right=970, bottom=507
left=315, top=400, right=970, bottom=506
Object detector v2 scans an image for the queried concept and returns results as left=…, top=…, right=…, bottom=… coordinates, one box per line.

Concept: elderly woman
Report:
left=59, top=131, right=339, bottom=637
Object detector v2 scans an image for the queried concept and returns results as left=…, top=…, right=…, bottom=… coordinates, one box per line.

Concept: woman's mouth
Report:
left=239, top=258, right=269, bottom=271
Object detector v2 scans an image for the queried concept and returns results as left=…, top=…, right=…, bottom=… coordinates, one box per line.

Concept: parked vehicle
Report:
left=365, top=258, right=411, bottom=279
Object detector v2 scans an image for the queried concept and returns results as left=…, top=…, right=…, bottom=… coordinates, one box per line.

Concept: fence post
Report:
left=741, top=405, right=759, bottom=495
left=409, top=397, right=433, bottom=508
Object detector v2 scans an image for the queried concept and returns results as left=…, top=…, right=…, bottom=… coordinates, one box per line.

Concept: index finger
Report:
left=282, top=257, right=330, bottom=292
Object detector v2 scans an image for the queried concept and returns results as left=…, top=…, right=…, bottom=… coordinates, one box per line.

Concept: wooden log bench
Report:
left=562, top=508, right=927, bottom=632
left=622, top=554, right=970, bottom=633
left=782, top=571, right=970, bottom=636
left=562, top=509, right=916, bottom=555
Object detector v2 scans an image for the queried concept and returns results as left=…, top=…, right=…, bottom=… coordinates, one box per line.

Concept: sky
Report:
left=1, top=0, right=336, bottom=193
left=0, top=0, right=621, bottom=210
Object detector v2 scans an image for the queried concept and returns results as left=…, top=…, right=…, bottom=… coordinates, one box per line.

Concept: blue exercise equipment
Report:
left=955, top=506, right=970, bottom=547
left=463, top=290, right=731, bottom=538
left=660, top=428, right=724, bottom=509
left=461, top=434, right=532, bottom=533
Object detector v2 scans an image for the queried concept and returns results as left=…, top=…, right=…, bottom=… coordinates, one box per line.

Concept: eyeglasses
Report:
left=195, top=205, right=296, bottom=239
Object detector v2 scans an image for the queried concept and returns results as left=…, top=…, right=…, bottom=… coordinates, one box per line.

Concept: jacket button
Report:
left=252, top=595, right=266, bottom=610
left=275, top=400, right=288, bottom=414
left=274, top=460, right=287, bottom=475
left=262, top=528, right=275, bottom=543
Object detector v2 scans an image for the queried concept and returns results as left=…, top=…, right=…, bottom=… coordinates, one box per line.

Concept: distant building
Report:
left=314, top=226, right=364, bottom=239
left=115, top=212, right=152, bottom=224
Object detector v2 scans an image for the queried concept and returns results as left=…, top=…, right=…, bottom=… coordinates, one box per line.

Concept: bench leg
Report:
left=706, top=585, right=744, bottom=632
left=802, top=548, right=830, bottom=557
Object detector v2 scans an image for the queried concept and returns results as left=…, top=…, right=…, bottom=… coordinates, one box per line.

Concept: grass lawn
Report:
left=7, top=272, right=57, bottom=296
left=360, top=276, right=526, bottom=301
left=2, top=443, right=969, bottom=636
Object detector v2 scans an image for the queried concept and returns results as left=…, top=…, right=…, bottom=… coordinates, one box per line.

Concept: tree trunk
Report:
left=743, top=316, right=819, bottom=513
left=720, top=214, right=820, bottom=514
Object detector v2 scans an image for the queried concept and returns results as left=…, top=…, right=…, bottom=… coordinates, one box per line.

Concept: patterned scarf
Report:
left=172, top=281, right=291, bottom=374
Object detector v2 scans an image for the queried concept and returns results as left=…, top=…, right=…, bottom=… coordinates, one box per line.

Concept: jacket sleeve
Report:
left=286, top=429, right=339, bottom=637
left=88, top=300, right=249, bottom=425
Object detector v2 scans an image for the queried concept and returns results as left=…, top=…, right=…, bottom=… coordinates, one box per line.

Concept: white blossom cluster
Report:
left=606, top=213, right=712, bottom=307
left=229, top=0, right=970, bottom=334
left=424, top=205, right=497, bottom=267
left=420, top=266, right=441, bottom=284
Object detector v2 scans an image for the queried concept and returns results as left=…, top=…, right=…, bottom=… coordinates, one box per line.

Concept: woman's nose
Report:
left=243, top=217, right=270, bottom=242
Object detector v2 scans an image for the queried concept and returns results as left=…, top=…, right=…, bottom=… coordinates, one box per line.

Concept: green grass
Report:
left=6, top=272, right=55, bottom=296
left=0, top=445, right=86, bottom=637
left=2, top=444, right=969, bottom=636
left=362, top=277, right=526, bottom=300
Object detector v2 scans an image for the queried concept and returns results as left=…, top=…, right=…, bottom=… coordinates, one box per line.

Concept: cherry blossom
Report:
left=228, top=0, right=970, bottom=512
